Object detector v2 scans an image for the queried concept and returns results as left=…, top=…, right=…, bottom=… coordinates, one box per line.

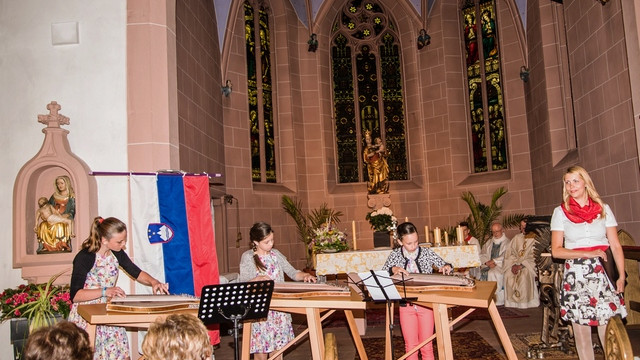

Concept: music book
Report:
left=358, top=270, right=402, bottom=301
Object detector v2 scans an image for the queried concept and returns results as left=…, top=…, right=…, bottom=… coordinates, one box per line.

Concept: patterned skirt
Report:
left=559, top=257, right=627, bottom=326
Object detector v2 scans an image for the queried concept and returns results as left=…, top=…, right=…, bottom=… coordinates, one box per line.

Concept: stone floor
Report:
left=210, top=304, right=592, bottom=360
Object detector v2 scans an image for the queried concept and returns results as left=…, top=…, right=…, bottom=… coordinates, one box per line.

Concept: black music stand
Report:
left=348, top=271, right=416, bottom=359
left=198, top=280, right=274, bottom=360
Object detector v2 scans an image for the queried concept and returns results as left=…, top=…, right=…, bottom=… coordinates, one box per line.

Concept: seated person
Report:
left=503, top=219, right=540, bottom=308
left=479, top=222, right=509, bottom=306
left=141, top=314, right=212, bottom=360
left=459, top=221, right=481, bottom=278
left=23, top=321, right=93, bottom=360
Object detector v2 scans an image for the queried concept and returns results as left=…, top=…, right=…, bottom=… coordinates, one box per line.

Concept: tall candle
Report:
left=352, top=220, right=357, bottom=250
left=424, top=226, right=429, bottom=244
left=433, top=227, right=441, bottom=246
left=444, top=231, right=449, bottom=246
left=456, top=225, right=464, bottom=245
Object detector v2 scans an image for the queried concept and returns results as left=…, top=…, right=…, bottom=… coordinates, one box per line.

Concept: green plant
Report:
left=0, top=272, right=71, bottom=331
left=281, top=195, right=343, bottom=269
left=365, top=206, right=396, bottom=232
left=460, top=187, right=526, bottom=247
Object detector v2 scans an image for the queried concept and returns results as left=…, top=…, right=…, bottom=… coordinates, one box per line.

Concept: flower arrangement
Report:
left=366, top=206, right=396, bottom=232
left=0, top=273, right=71, bottom=331
left=309, top=223, right=349, bottom=253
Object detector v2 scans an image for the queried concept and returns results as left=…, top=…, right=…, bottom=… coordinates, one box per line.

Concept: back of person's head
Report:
left=142, top=314, right=212, bottom=360
left=23, top=321, right=93, bottom=360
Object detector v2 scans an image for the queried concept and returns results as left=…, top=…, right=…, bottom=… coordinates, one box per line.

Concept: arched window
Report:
left=244, top=0, right=276, bottom=183
left=331, top=0, right=408, bottom=184
left=462, top=0, right=507, bottom=173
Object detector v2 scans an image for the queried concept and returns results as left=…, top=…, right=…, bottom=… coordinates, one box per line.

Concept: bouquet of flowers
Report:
left=366, top=206, right=396, bottom=232
left=0, top=273, right=71, bottom=330
left=309, top=223, right=349, bottom=253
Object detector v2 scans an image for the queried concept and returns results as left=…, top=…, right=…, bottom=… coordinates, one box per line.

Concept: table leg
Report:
left=487, top=300, right=518, bottom=360
left=384, top=303, right=394, bottom=360
left=86, top=324, right=96, bottom=349
left=242, top=322, right=251, bottom=360
left=306, top=307, right=325, bottom=360
left=433, top=303, right=453, bottom=360
left=345, top=309, right=368, bottom=360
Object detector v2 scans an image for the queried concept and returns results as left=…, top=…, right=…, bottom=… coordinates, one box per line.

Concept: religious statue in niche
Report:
left=35, top=175, right=75, bottom=253
left=307, top=33, right=318, bottom=52
left=363, top=130, right=389, bottom=194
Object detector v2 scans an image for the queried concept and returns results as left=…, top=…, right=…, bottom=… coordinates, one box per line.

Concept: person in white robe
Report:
left=503, top=219, right=540, bottom=308
left=479, top=223, right=509, bottom=306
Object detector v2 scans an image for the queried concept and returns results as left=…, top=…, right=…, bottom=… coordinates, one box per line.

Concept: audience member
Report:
left=23, top=320, right=93, bottom=360
left=503, top=219, right=540, bottom=308
left=141, top=314, right=212, bottom=360
left=478, top=222, right=509, bottom=305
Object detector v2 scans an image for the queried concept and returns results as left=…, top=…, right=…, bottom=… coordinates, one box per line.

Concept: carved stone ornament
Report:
left=13, top=101, right=98, bottom=284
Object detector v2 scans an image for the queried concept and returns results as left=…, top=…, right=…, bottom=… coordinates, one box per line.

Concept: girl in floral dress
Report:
left=68, top=217, right=169, bottom=360
left=550, top=166, right=626, bottom=360
left=238, top=222, right=316, bottom=360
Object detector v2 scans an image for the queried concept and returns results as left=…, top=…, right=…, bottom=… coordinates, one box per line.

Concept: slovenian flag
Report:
left=130, top=174, right=220, bottom=343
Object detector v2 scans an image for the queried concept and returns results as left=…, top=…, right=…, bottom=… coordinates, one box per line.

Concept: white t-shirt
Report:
left=549, top=204, right=617, bottom=249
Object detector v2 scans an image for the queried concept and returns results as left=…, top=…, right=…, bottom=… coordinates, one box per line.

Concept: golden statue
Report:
left=363, top=130, right=389, bottom=194
left=35, top=196, right=73, bottom=252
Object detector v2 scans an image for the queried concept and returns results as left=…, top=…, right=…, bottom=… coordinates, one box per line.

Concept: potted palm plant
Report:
left=281, top=195, right=343, bottom=269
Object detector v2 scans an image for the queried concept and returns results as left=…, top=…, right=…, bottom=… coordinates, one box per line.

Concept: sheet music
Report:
left=358, top=270, right=402, bottom=301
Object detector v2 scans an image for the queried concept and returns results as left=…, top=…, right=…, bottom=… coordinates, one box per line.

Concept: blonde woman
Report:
left=142, top=314, right=212, bottom=360
left=550, top=166, right=626, bottom=360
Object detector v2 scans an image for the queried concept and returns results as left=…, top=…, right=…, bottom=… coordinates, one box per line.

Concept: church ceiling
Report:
left=213, top=0, right=526, bottom=51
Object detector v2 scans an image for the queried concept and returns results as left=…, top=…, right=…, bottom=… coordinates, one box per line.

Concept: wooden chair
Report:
left=605, top=315, right=640, bottom=360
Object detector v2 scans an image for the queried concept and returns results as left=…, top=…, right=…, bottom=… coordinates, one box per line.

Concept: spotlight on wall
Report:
left=221, top=80, right=233, bottom=97
left=597, top=0, right=609, bottom=4
left=519, top=66, right=530, bottom=83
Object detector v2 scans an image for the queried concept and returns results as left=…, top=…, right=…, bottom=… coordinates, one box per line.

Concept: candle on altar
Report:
left=352, top=220, right=357, bottom=250
left=405, top=217, right=409, bottom=223
left=433, top=227, right=441, bottom=246
left=424, top=226, right=429, bottom=244
left=444, top=231, right=449, bottom=246
left=456, top=225, right=464, bottom=245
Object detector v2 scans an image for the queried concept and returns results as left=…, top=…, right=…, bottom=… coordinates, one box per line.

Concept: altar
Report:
left=315, top=244, right=481, bottom=275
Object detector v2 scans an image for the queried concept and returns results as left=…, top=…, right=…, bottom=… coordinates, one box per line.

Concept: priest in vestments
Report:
left=503, top=220, right=540, bottom=308
left=479, top=223, right=510, bottom=306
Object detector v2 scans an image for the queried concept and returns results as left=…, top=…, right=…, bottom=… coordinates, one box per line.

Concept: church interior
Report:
left=2, top=0, right=640, bottom=358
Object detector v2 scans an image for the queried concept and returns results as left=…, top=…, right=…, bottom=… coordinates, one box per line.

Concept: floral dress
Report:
left=249, top=251, right=295, bottom=354
left=68, top=251, right=129, bottom=359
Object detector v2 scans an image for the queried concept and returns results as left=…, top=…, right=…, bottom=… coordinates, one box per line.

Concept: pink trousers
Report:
left=399, top=304, right=435, bottom=360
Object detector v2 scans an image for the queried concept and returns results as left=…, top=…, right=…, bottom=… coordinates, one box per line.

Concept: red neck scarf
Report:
left=464, top=235, right=472, bottom=243
left=561, top=197, right=602, bottom=224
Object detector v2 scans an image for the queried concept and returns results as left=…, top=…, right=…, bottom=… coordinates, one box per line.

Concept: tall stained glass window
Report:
left=245, top=0, right=276, bottom=183
left=332, top=0, right=408, bottom=184
left=462, top=0, right=507, bottom=173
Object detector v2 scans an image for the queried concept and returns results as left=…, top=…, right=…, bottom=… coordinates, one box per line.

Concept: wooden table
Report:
left=241, top=294, right=368, bottom=360
left=386, top=281, right=517, bottom=360
left=76, top=303, right=197, bottom=348
left=78, top=294, right=369, bottom=360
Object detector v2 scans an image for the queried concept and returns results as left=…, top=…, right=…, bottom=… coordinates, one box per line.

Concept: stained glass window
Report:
left=331, top=0, right=408, bottom=184
left=462, top=0, right=507, bottom=173
left=245, top=0, right=276, bottom=183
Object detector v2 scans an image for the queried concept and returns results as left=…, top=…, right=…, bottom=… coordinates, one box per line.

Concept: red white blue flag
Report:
left=130, top=174, right=220, bottom=343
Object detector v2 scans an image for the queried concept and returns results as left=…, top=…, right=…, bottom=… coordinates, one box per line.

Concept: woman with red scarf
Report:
left=550, top=166, right=626, bottom=360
